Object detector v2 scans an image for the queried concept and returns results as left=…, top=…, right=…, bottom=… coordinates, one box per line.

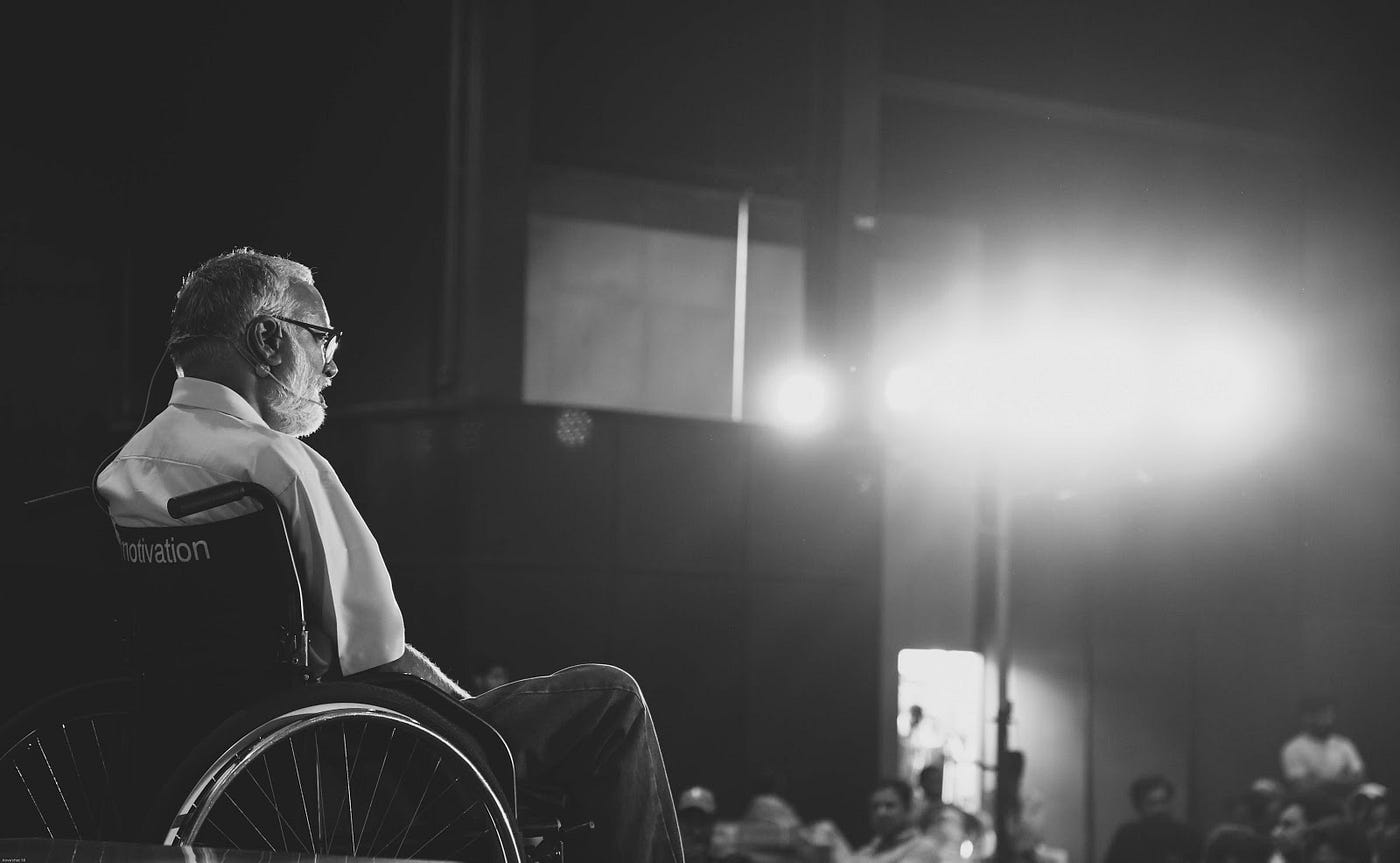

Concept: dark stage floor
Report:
left=0, top=839, right=447, bottom=863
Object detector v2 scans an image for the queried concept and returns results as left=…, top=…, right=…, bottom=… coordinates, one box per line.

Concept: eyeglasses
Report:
left=273, top=315, right=343, bottom=363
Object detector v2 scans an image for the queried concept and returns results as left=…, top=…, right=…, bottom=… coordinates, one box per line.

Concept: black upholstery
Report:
left=114, top=501, right=308, bottom=681
left=108, top=482, right=312, bottom=810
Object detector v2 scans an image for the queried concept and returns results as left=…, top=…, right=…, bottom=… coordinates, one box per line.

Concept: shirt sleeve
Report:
left=1343, top=738, right=1365, bottom=775
left=1280, top=738, right=1309, bottom=782
left=275, top=445, right=406, bottom=677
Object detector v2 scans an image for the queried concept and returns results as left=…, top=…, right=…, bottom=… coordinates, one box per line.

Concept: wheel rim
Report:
left=0, top=710, right=132, bottom=840
left=170, top=705, right=519, bottom=862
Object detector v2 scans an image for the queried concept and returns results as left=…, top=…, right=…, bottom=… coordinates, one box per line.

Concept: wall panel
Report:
left=617, top=421, right=748, bottom=574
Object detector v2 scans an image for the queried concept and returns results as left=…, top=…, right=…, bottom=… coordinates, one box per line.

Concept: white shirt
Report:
left=850, top=829, right=942, bottom=863
left=97, top=376, right=406, bottom=677
left=1280, top=732, right=1365, bottom=787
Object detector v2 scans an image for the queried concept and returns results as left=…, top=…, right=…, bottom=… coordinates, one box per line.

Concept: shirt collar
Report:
left=169, top=376, right=269, bottom=428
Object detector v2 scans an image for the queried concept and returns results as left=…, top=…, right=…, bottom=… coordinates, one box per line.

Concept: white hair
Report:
left=167, top=247, right=315, bottom=367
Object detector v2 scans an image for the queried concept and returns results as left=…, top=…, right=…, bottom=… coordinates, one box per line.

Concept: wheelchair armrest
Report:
left=168, top=481, right=279, bottom=519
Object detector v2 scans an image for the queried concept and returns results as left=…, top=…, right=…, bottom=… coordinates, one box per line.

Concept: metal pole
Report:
left=993, top=465, right=1014, bottom=863
left=731, top=189, right=751, bottom=421
left=435, top=0, right=466, bottom=395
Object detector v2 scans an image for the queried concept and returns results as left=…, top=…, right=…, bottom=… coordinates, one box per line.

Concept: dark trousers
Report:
left=468, top=663, right=684, bottom=863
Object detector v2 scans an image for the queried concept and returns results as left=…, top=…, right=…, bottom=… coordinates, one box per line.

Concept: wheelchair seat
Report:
left=2, top=481, right=535, bottom=862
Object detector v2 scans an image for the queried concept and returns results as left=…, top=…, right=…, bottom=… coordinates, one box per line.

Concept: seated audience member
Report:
left=1202, top=825, right=1273, bottom=863
left=1248, top=779, right=1288, bottom=836
left=1345, top=783, right=1395, bottom=861
left=852, top=779, right=941, bottom=863
left=678, top=786, right=752, bottom=863
left=914, top=764, right=946, bottom=833
left=736, top=777, right=806, bottom=863
left=1280, top=697, right=1365, bottom=800
left=801, top=780, right=940, bottom=863
left=1379, top=828, right=1400, bottom=863
left=1224, top=780, right=1285, bottom=839
left=1103, top=774, right=1203, bottom=863
left=924, top=803, right=981, bottom=861
left=1273, top=794, right=1344, bottom=863
left=1299, top=818, right=1370, bottom=863
left=745, top=771, right=802, bottom=826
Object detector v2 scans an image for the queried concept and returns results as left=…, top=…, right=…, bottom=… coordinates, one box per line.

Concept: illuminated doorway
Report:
left=897, top=648, right=986, bottom=813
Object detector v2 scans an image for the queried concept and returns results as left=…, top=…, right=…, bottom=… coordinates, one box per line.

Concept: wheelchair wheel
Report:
left=0, top=677, right=137, bottom=840
left=154, top=682, right=523, bottom=863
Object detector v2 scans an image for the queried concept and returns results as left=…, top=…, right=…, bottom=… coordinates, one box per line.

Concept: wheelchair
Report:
left=1, top=482, right=570, bottom=862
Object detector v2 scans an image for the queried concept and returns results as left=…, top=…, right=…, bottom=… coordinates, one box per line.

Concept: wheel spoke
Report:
left=205, top=811, right=234, bottom=847
left=354, top=725, right=394, bottom=854
left=60, top=723, right=96, bottom=835
left=392, top=756, right=442, bottom=857
left=287, top=733, right=315, bottom=850
left=89, top=719, right=117, bottom=834
left=314, top=725, right=325, bottom=850
left=365, top=736, right=416, bottom=856
left=36, top=737, right=80, bottom=837
left=223, top=787, right=277, bottom=850
left=16, top=760, right=56, bottom=839
left=370, top=772, right=474, bottom=853
left=405, top=797, right=485, bottom=859
left=325, top=721, right=360, bottom=855
left=232, top=752, right=309, bottom=851
left=261, top=754, right=293, bottom=851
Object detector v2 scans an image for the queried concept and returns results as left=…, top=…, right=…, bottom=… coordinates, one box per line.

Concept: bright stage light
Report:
left=884, top=363, right=927, bottom=415
left=764, top=364, right=833, bottom=433
left=1160, top=330, right=1290, bottom=448
left=996, top=322, right=1149, bottom=450
left=883, top=305, right=1294, bottom=458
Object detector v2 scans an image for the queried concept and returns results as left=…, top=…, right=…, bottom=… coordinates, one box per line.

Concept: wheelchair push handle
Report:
left=167, top=481, right=279, bottom=519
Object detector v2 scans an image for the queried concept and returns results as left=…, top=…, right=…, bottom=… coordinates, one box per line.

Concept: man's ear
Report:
left=246, top=317, right=286, bottom=371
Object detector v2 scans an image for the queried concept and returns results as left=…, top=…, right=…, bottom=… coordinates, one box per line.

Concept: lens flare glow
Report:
left=884, top=363, right=927, bottom=415
left=765, top=365, right=833, bottom=433
left=1161, top=332, right=1288, bottom=448
left=883, top=307, right=1294, bottom=458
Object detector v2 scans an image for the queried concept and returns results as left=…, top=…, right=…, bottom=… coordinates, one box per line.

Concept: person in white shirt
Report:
left=97, top=248, right=683, bottom=863
left=1279, top=697, right=1365, bottom=799
left=805, top=779, right=940, bottom=863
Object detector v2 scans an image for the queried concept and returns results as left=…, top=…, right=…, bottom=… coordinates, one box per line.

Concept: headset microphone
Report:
left=263, top=362, right=328, bottom=408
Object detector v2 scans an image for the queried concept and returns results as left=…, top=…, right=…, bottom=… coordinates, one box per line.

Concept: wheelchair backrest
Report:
left=110, top=481, right=310, bottom=683
left=110, top=482, right=316, bottom=808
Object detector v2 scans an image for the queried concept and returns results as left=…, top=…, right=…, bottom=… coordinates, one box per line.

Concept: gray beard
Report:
left=267, top=354, right=327, bottom=438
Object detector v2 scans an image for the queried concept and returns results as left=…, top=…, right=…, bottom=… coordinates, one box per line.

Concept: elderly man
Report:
left=97, top=248, right=683, bottom=863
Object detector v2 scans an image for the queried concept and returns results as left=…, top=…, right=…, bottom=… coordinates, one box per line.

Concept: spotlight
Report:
left=884, top=363, right=927, bottom=415
left=765, top=364, right=833, bottom=433
left=1162, top=333, right=1284, bottom=448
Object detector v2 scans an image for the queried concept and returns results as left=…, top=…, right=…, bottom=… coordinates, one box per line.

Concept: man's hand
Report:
left=367, top=643, right=471, bottom=700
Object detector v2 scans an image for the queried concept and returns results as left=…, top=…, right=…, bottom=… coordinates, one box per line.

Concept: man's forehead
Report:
left=290, top=280, right=331, bottom=326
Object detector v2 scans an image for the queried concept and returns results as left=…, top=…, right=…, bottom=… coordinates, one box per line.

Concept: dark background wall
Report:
left=7, top=0, right=1400, bottom=851
left=311, top=407, right=881, bottom=826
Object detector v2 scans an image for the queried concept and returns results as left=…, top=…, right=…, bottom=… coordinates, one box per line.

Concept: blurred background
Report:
left=5, top=2, right=1400, bottom=859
